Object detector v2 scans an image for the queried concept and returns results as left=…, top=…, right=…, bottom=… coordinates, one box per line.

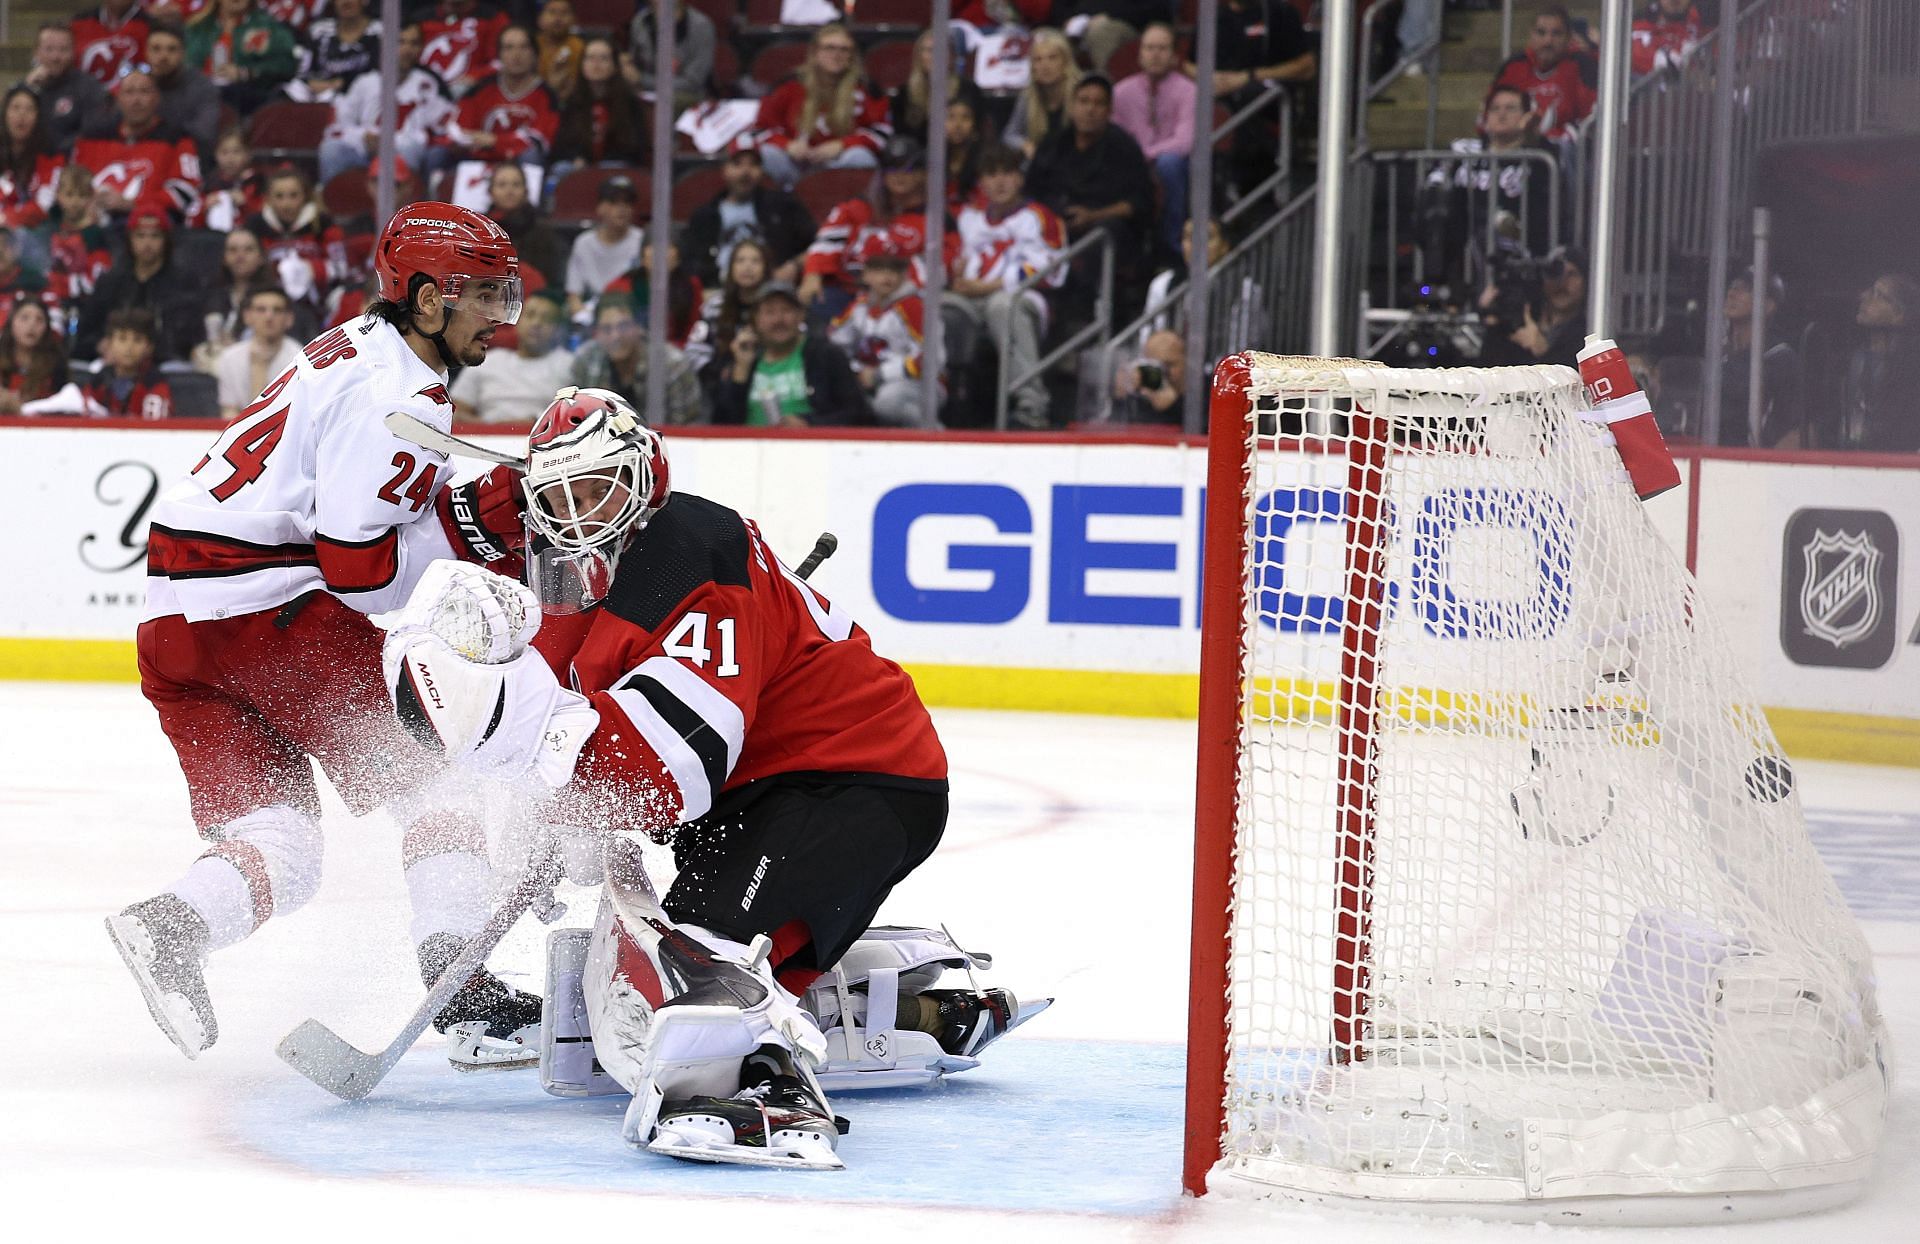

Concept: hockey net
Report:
left=1185, top=355, right=1887, bottom=1221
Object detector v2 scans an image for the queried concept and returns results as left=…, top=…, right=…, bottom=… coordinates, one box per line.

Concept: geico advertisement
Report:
left=1694, top=459, right=1920, bottom=718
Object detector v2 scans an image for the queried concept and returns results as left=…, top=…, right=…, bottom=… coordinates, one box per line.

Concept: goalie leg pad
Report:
left=582, top=839, right=836, bottom=1163
left=541, top=926, right=622, bottom=1097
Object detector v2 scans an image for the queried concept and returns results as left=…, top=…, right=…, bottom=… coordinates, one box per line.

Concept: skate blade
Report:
left=1009, top=996, right=1054, bottom=1032
left=105, top=915, right=206, bottom=1061
left=645, top=1130, right=845, bottom=1171
left=445, top=1020, right=540, bottom=1073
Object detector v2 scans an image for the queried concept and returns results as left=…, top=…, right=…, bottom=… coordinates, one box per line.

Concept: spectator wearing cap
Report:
left=1720, top=269, right=1802, bottom=449
left=452, top=290, right=577, bottom=423
left=715, top=280, right=869, bottom=427
left=751, top=22, right=891, bottom=189
left=317, top=22, right=455, bottom=184
left=564, top=173, right=643, bottom=317
left=1025, top=75, right=1153, bottom=309
left=628, top=0, right=716, bottom=115
left=1831, top=272, right=1920, bottom=453
left=213, top=285, right=300, bottom=417
left=682, top=142, right=817, bottom=289
left=75, top=205, right=198, bottom=360
left=1111, top=22, right=1196, bottom=255
left=569, top=291, right=703, bottom=424
left=800, top=134, right=953, bottom=325
left=184, top=0, right=302, bottom=114
left=829, top=250, right=936, bottom=427
left=21, top=22, right=114, bottom=154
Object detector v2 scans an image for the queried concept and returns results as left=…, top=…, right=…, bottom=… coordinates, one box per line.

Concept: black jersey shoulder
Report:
left=602, top=493, right=753, bottom=632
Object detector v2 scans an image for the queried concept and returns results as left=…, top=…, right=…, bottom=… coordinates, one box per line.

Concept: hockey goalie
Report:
left=382, top=389, right=1046, bottom=1168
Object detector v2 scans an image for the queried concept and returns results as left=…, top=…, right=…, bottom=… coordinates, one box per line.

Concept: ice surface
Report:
left=2, top=683, right=1915, bottom=1242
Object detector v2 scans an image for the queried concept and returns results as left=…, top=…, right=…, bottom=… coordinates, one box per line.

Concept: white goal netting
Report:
left=1203, top=355, right=1887, bottom=1220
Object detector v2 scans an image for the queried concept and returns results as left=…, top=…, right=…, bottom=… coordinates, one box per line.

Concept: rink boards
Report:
left=1, top=422, right=1915, bottom=766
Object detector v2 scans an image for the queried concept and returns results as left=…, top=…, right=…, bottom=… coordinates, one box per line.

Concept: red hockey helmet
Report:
left=374, top=201, right=523, bottom=325
left=523, top=387, right=671, bottom=553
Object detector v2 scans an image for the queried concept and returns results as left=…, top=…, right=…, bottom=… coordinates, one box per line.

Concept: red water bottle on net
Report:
left=1576, top=334, right=1681, bottom=500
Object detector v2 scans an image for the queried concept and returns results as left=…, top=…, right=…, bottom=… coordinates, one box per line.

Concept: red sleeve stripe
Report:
left=148, top=524, right=319, bottom=580
left=315, top=527, right=400, bottom=593
left=199, top=840, right=275, bottom=932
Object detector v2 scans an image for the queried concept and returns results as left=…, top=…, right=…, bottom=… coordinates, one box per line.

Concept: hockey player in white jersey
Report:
left=105, top=202, right=542, bottom=1066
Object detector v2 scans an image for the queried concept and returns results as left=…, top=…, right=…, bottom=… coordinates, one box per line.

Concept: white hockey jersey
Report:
left=324, top=65, right=457, bottom=153
left=828, top=290, right=931, bottom=385
left=953, top=197, right=1069, bottom=329
left=145, top=316, right=468, bottom=624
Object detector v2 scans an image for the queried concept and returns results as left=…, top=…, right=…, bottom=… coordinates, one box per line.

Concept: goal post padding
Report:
left=1184, top=354, right=1888, bottom=1221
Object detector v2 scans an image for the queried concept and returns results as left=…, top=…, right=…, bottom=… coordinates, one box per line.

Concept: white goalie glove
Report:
left=383, top=562, right=598, bottom=788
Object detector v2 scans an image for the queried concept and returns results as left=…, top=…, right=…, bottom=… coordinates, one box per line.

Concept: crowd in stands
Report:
left=0, top=0, right=1905, bottom=449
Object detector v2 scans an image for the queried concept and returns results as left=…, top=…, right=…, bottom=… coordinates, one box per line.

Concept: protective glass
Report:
left=445, top=274, right=524, bottom=325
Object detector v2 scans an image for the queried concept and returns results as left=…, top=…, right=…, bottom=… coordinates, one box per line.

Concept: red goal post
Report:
left=1184, top=354, right=1888, bottom=1222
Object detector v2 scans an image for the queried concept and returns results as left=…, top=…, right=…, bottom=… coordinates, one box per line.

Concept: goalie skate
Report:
left=105, top=895, right=216, bottom=1059
left=648, top=1053, right=848, bottom=1171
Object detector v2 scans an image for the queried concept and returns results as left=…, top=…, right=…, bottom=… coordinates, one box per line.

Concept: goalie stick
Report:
left=276, top=532, right=839, bottom=1101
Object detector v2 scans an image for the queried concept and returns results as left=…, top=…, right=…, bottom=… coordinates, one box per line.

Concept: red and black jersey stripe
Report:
left=148, top=524, right=319, bottom=580
left=315, top=528, right=400, bottom=593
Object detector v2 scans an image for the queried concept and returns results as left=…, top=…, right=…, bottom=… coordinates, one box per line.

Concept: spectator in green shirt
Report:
left=185, top=0, right=300, bottom=114
left=713, top=281, right=870, bottom=427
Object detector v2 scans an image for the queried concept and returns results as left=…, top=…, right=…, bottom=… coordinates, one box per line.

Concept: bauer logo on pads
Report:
left=1781, top=507, right=1899, bottom=669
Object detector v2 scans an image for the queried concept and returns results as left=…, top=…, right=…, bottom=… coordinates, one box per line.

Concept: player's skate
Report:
left=105, top=894, right=216, bottom=1059
left=804, top=926, right=1052, bottom=1091
left=420, top=932, right=543, bottom=1071
left=650, top=1046, right=848, bottom=1170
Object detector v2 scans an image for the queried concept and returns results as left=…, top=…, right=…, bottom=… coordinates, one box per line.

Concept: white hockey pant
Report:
left=169, top=804, right=324, bottom=949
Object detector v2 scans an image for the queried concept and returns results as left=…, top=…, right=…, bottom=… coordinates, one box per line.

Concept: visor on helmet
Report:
left=529, top=542, right=621, bottom=615
left=444, top=274, right=524, bottom=325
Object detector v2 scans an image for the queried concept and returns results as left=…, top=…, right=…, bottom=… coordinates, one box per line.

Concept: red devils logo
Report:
left=94, top=157, right=156, bottom=199
left=243, top=29, right=271, bottom=55
left=80, top=36, right=140, bottom=80
left=481, top=104, right=535, bottom=133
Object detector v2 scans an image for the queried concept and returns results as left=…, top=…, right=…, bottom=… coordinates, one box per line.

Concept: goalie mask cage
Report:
left=1184, top=354, right=1888, bottom=1223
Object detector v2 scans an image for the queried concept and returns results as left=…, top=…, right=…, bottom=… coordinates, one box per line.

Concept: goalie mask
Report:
left=522, top=388, right=671, bottom=613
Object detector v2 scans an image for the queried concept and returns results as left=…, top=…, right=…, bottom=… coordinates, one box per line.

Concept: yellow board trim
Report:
left=5, top=638, right=1917, bottom=768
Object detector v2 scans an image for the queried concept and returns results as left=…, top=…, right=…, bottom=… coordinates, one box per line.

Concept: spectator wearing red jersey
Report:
left=551, top=35, right=646, bottom=172
left=75, top=205, right=198, bottom=359
left=0, top=301, right=71, bottom=412
left=73, top=68, right=202, bottom=223
left=72, top=1, right=153, bottom=86
left=244, top=166, right=347, bottom=316
left=83, top=306, right=174, bottom=418
left=431, top=23, right=559, bottom=174
left=201, top=128, right=264, bottom=229
left=1632, top=0, right=1707, bottom=77
left=421, top=0, right=509, bottom=96
left=45, top=164, right=114, bottom=311
left=800, top=135, right=955, bottom=323
left=184, top=0, right=300, bottom=112
left=753, top=23, right=891, bottom=189
left=257, top=0, right=324, bottom=36
left=0, top=88, right=66, bottom=230
left=1490, top=5, right=1596, bottom=141
left=22, top=22, right=115, bottom=153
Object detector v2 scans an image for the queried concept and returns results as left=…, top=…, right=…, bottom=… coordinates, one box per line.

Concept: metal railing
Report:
left=1356, top=1, right=1442, bottom=151
left=1573, top=0, right=1920, bottom=337
left=1217, top=84, right=1295, bottom=228
left=994, top=227, right=1114, bottom=430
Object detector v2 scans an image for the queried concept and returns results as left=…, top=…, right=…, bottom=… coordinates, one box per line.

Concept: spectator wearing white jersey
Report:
left=214, top=285, right=300, bottom=416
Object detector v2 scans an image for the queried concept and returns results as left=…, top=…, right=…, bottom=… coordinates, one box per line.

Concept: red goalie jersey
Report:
left=547, top=495, right=947, bottom=833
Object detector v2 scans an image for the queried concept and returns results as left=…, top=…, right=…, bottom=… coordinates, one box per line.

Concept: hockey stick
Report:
left=384, top=411, right=525, bottom=468
left=276, top=846, right=560, bottom=1101
left=795, top=532, right=837, bottom=579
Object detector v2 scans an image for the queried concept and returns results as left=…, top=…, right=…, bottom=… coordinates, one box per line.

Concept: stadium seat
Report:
left=750, top=40, right=811, bottom=90
left=711, top=40, right=742, bottom=94
left=247, top=102, right=332, bottom=162
left=173, top=229, right=227, bottom=279
left=742, top=0, right=787, bottom=28
left=671, top=163, right=729, bottom=219
left=849, top=0, right=928, bottom=30
left=795, top=166, right=873, bottom=220
left=1106, top=38, right=1142, bottom=82
left=571, top=0, right=635, bottom=36
left=552, top=166, right=652, bottom=224
left=864, top=39, right=916, bottom=92
left=164, top=370, right=220, bottom=419
left=322, top=169, right=374, bottom=220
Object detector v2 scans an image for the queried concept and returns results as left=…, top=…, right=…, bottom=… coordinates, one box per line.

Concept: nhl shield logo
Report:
left=1781, top=508, right=1899, bottom=669
left=1800, top=529, right=1882, bottom=648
